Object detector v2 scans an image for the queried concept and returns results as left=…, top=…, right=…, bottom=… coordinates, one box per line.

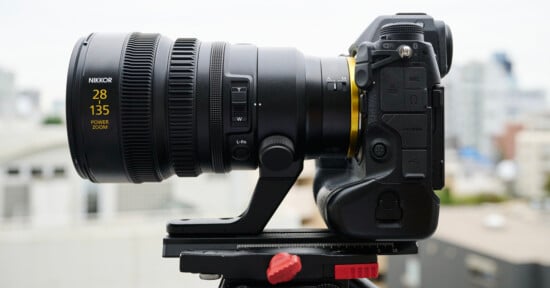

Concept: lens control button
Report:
left=231, top=86, right=248, bottom=126
left=232, top=146, right=250, bottom=161
left=326, top=81, right=347, bottom=92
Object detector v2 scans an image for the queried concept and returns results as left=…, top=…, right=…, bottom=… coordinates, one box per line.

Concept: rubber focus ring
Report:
left=168, top=38, right=201, bottom=176
left=209, top=42, right=226, bottom=173
left=120, top=33, right=161, bottom=183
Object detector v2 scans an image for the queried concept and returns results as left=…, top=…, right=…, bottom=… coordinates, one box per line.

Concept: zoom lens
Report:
left=67, top=33, right=359, bottom=183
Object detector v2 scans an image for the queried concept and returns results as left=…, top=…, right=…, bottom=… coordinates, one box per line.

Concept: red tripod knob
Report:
left=266, top=252, right=302, bottom=284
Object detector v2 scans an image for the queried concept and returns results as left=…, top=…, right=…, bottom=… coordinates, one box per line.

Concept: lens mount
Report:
left=346, top=57, right=360, bottom=158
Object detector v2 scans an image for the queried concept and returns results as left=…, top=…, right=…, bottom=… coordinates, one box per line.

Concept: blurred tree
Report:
left=436, top=187, right=452, bottom=205
left=42, top=115, right=63, bottom=125
left=544, top=174, right=550, bottom=197
left=435, top=187, right=507, bottom=205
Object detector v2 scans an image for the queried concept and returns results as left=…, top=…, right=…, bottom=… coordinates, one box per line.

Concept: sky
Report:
left=0, top=0, right=549, bottom=106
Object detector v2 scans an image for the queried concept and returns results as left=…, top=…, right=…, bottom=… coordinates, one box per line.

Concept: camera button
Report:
left=371, top=142, right=388, bottom=160
left=232, top=147, right=250, bottom=161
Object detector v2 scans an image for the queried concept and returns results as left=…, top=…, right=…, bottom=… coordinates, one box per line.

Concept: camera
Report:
left=66, top=12, right=452, bottom=286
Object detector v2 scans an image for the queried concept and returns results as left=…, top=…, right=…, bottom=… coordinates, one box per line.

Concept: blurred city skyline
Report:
left=0, top=0, right=549, bottom=107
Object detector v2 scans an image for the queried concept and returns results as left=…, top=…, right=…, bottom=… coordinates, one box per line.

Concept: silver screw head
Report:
left=398, top=45, right=413, bottom=59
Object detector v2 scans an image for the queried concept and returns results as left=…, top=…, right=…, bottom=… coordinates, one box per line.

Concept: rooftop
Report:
left=434, top=202, right=550, bottom=264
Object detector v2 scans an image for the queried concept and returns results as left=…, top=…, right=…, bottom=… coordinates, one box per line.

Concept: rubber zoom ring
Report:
left=168, top=38, right=200, bottom=176
left=209, top=42, right=226, bottom=172
left=120, top=33, right=161, bottom=183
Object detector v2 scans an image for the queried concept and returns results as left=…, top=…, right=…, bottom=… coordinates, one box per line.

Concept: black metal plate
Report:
left=163, top=229, right=417, bottom=257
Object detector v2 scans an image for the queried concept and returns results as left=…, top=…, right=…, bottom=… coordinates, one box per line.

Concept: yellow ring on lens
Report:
left=346, top=57, right=360, bottom=158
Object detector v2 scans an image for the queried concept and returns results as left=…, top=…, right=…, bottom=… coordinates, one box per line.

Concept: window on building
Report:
left=117, top=183, right=172, bottom=212
left=53, top=167, right=65, bottom=177
left=85, top=183, right=99, bottom=218
left=402, top=256, right=421, bottom=288
left=31, top=167, right=43, bottom=178
left=3, top=184, right=30, bottom=221
left=465, top=254, right=497, bottom=288
left=6, top=167, right=19, bottom=176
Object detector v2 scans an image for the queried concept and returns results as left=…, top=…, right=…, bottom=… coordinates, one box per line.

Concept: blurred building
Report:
left=14, top=89, right=41, bottom=120
left=387, top=204, right=550, bottom=288
left=444, top=148, right=505, bottom=195
left=494, top=123, right=524, bottom=160
left=48, top=98, right=65, bottom=121
left=445, top=53, right=547, bottom=161
left=0, top=68, right=44, bottom=121
left=0, top=67, right=16, bottom=118
left=515, top=130, right=550, bottom=198
left=0, top=121, right=258, bottom=227
left=0, top=119, right=304, bottom=288
left=0, top=122, right=85, bottom=225
left=515, top=112, right=550, bottom=199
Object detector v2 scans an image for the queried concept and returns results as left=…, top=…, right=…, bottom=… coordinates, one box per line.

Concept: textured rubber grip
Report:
left=168, top=38, right=200, bottom=176
left=209, top=42, right=226, bottom=173
left=120, top=33, right=161, bottom=183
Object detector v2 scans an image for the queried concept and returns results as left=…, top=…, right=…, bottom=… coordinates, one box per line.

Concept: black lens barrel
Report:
left=67, top=33, right=355, bottom=183
left=67, top=34, right=133, bottom=182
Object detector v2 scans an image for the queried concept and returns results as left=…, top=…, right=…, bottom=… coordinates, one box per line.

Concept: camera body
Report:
left=315, top=16, right=448, bottom=239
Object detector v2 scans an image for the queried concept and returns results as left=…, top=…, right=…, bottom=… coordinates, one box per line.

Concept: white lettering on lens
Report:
left=88, top=77, right=113, bottom=84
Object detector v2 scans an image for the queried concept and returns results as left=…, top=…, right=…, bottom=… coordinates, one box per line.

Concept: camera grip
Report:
left=315, top=168, right=439, bottom=240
